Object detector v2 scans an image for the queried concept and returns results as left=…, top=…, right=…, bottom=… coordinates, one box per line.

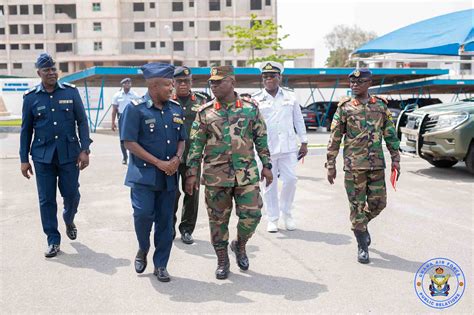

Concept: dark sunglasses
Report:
left=349, top=79, right=371, bottom=85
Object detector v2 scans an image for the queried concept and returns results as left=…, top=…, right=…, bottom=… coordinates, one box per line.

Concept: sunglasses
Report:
left=349, top=79, right=371, bottom=85
left=175, top=79, right=191, bottom=85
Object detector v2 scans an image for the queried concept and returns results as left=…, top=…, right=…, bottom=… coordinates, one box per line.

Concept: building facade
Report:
left=0, top=0, right=313, bottom=76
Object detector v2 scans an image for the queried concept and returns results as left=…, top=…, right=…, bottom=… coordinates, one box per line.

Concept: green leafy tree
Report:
left=324, top=25, right=377, bottom=67
left=225, top=14, right=304, bottom=66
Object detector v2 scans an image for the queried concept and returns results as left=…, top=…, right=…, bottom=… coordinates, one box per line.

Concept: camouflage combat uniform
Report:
left=326, top=95, right=400, bottom=231
left=186, top=94, right=271, bottom=249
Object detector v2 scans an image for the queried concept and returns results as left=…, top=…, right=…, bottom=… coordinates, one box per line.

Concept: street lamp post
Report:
left=164, top=25, right=174, bottom=65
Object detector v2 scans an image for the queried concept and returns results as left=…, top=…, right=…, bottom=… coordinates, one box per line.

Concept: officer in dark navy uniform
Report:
left=19, top=53, right=92, bottom=258
left=171, top=66, right=207, bottom=245
left=120, top=62, right=187, bottom=282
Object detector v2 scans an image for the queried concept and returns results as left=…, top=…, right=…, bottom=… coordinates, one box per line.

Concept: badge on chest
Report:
left=173, top=117, right=183, bottom=124
left=145, top=118, right=156, bottom=132
left=59, top=99, right=73, bottom=104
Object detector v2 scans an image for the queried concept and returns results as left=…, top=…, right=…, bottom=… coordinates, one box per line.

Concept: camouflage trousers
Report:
left=344, top=170, right=387, bottom=232
left=205, top=184, right=263, bottom=249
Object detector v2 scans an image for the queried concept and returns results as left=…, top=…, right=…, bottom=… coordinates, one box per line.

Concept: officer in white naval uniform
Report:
left=252, top=62, right=308, bottom=232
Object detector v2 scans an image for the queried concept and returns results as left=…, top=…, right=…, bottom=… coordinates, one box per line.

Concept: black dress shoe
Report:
left=134, top=249, right=148, bottom=274
left=44, top=244, right=60, bottom=258
left=181, top=232, right=194, bottom=245
left=154, top=267, right=170, bottom=282
left=66, top=223, right=77, bottom=240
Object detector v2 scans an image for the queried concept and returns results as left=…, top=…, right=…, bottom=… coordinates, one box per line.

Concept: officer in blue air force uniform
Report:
left=19, top=53, right=92, bottom=258
left=120, top=62, right=187, bottom=282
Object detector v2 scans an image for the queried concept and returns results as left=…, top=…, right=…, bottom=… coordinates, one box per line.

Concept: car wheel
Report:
left=465, top=142, right=474, bottom=175
left=426, top=158, right=458, bottom=168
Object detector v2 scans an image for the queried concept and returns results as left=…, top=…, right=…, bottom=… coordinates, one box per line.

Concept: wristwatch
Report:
left=263, top=163, right=272, bottom=170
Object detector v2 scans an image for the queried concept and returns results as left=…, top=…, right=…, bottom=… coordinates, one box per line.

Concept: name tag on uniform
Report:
left=173, top=117, right=183, bottom=124
left=59, top=99, right=73, bottom=104
left=37, top=105, right=46, bottom=110
left=145, top=118, right=156, bottom=124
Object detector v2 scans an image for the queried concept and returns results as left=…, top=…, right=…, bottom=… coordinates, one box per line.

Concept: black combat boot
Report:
left=230, top=237, right=249, bottom=271
left=366, top=227, right=371, bottom=246
left=215, top=247, right=230, bottom=280
left=354, top=230, right=370, bottom=264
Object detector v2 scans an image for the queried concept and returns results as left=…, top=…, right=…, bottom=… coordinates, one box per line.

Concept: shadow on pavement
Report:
left=277, top=230, right=352, bottom=245
left=173, top=238, right=259, bottom=260
left=297, top=175, right=323, bottom=182
left=141, top=270, right=328, bottom=303
left=408, top=165, right=474, bottom=183
left=49, top=242, right=130, bottom=275
left=368, top=248, right=424, bottom=274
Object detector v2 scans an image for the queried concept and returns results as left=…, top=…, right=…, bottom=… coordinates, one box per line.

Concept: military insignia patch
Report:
left=264, top=63, right=273, bottom=70
left=37, top=105, right=46, bottom=110
left=145, top=118, right=156, bottom=124
left=184, top=69, right=190, bottom=75
left=173, top=117, right=184, bottom=124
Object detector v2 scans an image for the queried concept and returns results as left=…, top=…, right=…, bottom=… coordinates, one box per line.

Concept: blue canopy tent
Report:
left=354, top=9, right=474, bottom=56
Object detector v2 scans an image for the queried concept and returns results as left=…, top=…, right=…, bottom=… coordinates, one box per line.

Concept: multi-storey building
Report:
left=0, top=0, right=313, bottom=77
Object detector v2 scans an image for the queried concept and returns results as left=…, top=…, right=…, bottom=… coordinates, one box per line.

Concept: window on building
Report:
left=237, top=60, right=246, bottom=67
left=225, top=60, right=233, bottom=66
left=209, top=21, right=221, bottom=31
left=172, top=2, right=183, bottom=11
left=174, top=41, right=184, bottom=51
left=20, top=25, right=29, bottom=34
left=54, top=4, right=77, bottom=18
left=94, top=41, right=102, bottom=51
left=0, top=63, right=7, bottom=69
left=150, top=2, right=155, bottom=9
left=150, top=22, right=155, bottom=28
left=19, top=5, right=28, bottom=15
left=21, top=44, right=30, bottom=50
left=0, top=28, right=5, bottom=35
left=0, top=44, right=6, bottom=50
left=93, top=22, right=102, bottom=31
left=13, top=63, right=22, bottom=69
left=226, top=0, right=232, bottom=6
left=33, top=5, right=42, bottom=14
left=209, top=40, right=221, bottom=51
left=59, top=62, right=69, bottom=73
left=250, top=0, right=262, bottom=10
left=10, top=25, right=18, bottom=35
left=189, top=1, right=194, bottom=7
left=0, top=6, right=3, bottom=15
left=56, top=43, right=73, bottom=52
left=189, top=21, right=194, bottom=27
left=172, top=21, right=183, bottom=31
left=209, top=0, right=220, bottom=11
left=35, top=43, right=44, bottom=50
left=209, top=60, right=221, bottom=66
left=134, top=42, right=145, bottom=49
left=160, top=41, right=166, bottom=47
left=34, top=24, right=44, bottom=34
left=151, top=41, right=156, bottom=48
left=55, top=24, right=73, bottom=33
left=8, top=5, right=18, bottom=15
left=133, top=2, right=145, bottom=11
left=134, top=22, right=145, bottom=32
left=92, top=3, right=101, bottom=12
left=198, top=60, right=207, bottom=67
left=10, top=44, right=19, bottom=50
left=265, top=0, right=271, bottom=5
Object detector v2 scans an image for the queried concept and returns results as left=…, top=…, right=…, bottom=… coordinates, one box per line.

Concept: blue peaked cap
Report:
left=141, top=63, right=175, bottom=79
left=35, top=53, right=55, bottom=69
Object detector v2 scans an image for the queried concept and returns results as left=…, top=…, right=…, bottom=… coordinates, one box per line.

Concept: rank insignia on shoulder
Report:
left=337, top=96, right=351, bottom=106
left=23, top=87, right=36, bottom=97
left=173, top=117, right=184, bottom=124
left=63, top=82, right=76, bottom=88
left=132, top=98, right=143, bottom=106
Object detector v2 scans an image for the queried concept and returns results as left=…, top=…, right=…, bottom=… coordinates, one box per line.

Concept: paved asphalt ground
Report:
left=1, top=130, right=472, bottom=314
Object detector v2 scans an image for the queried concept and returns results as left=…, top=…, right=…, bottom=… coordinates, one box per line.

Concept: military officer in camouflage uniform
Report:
left=172, top=66, right=207, bottom=245
left=326, top=68, right=400, bottom=264
left=185, top=66, right=273, bottom=280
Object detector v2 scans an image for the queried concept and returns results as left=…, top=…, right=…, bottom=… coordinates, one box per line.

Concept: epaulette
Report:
left=197, top=100, right=214, bottom=112
left=63, top=82, right=76, bottom=88
left=282, top=86, right=295, bottom=92
left=241, top=97, right=258, bottom=107
left=374, top=95, right=388, bottom=104
left=194, top=92, right=207, bottom=100
left=169, top=99, right=180, bottom=106
left=251, top=90, right=264, bottom=97
left=23, top=86, right=36, bottom=98
left=131, top=98, right=144, bottom=106
left=337, top=96, right=351, bottom=107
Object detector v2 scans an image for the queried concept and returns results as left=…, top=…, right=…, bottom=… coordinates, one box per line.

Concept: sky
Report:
left=277, top=0, right=473, bottom=67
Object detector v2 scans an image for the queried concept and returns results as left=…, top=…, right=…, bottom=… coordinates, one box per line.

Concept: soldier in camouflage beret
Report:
left=185, top=65, right=273, bottom=280
left=325, top=68, right=401, bottom=264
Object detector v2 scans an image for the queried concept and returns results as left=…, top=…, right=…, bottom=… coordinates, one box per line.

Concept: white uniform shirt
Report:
left=253, top=87, right=308, bottom=155
left=112, top=89, right=140, bottom=114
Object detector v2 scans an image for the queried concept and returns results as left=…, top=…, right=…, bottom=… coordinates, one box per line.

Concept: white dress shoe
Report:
left=283, top=215, right=296, bottom=231
left=267, top=220, right=278, bottom=233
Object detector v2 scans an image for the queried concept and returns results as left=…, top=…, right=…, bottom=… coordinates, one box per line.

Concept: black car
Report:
left=301, top=101, right=337, bottom=130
